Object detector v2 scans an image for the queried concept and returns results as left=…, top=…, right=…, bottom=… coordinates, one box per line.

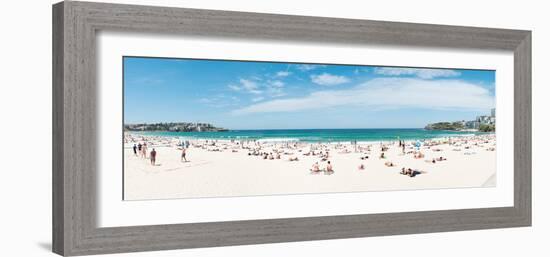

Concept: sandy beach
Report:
left=123, top=133, right=496, bottom=200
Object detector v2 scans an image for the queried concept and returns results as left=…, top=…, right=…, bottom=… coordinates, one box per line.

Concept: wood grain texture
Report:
left=52, top=1, right=532, bottom=256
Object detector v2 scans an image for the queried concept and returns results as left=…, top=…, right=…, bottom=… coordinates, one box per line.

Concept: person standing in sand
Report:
left=181, top=147, right=188, bottom=162
left=132, top=144, right=137, bottom=156
left=150, top=148, right=157, bottom=166
left=142, top=143, right=148, bottom=159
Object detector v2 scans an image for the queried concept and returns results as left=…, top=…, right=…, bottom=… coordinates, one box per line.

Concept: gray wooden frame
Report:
left=52, top=1, right=531, bottom=256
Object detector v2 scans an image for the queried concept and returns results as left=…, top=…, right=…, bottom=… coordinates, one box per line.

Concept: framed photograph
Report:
left=53, top=1, right=531, bottom=256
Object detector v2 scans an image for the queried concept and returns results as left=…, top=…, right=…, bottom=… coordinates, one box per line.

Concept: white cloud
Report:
left=296, top=64, right=326, bottom=71
left=198, top=98, right=212, bottom=104
left=310, top=73, right=350, bottom=86
left=266, top=80, right=285, bottom=97
left=228, top=84, right=241, bottom=91
left=232, top=78, right=494, bottom=115
left=228, top=79, right=262, bottom=94
left=276, top=71, right=292, bottom=77
left=374, top=67, right=461, bottom=79
left=251, top=96, right=265, bottom=102
left=268, top=80, right=285, bottom=88
left=197, top=94, right=239, bottom=108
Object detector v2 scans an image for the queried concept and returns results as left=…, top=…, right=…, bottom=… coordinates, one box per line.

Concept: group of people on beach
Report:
left=310, top=161, right=334, bottom=175
left=125, top=133, right=495, bottom=180
left=132, top=143, right=157, bottom=166
left=130, top=139, right=190, bottom=166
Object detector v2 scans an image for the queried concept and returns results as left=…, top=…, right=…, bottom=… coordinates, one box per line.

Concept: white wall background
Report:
left=0, top=0, right=547, bottom=256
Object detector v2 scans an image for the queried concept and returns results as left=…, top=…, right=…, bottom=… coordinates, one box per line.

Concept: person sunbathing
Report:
left=400, top=168, right=417, bottom=177
left=358, top=164, right=365, bottom=170
left=437, top=156, right=447, bottom=161
left=384, top=161, right=394, bottom=167
left=310, top=162, right=320, bottom=173
left=325, top=161, right=334, bottom=174
left=409, top=168, right=420, bottom=177
left=379, top=152, right=385, bottom=159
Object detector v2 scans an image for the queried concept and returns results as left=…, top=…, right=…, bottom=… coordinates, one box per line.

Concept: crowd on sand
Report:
left=125, top=133, right=496, bottom=179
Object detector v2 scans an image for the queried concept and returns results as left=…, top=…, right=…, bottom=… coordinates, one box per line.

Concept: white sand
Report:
left=123, top=134, right=496, bottom=200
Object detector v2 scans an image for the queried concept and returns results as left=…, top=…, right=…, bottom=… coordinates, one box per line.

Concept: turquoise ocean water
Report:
left=129, top=129, right=489, bottom=143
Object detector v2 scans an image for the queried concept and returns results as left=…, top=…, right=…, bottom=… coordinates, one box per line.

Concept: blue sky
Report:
left=124, top=57, right=495, bottom=129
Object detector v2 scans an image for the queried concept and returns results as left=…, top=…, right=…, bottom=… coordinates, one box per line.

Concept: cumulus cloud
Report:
left=310, top=73, right=350, bottom=86
left=276, top=71, right=292, bottom=77
left=232, top=78, right=494, bottom=115
left=296, top=64, right=326, bottom=71
left=228, top=79, right=262, bottom=94
left=374, top=67, right=461, bottom=79
left=265, top=80, right=285, bottom=97
left=268, top=80, right=285, bottom=88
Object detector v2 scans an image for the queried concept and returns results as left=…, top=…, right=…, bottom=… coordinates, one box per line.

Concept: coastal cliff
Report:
left=424, top=122, right=464, bottom=131
left=425, top=122, right=495, bottom=132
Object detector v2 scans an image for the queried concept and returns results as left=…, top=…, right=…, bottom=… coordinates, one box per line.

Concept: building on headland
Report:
left=465, top=120, right=480, bottom=130
left=466, top=109, right=496, bottom=129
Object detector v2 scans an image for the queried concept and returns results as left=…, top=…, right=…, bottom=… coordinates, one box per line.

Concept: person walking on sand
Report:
left=132, top=144, right=137, bottom=156
left=142, top=143, right=148, bottom=159
left=150, top=148, right=157, bottom=166
left=181, top=147, right=188, bottom=162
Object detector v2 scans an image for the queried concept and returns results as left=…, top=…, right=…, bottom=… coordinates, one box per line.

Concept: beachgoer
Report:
left=326, top=161, right=334, bottom=174
left=150, top=148, right=157, bottom=166
left=181, top=148, right=188, bottom=162
left=142, top=143, right=148, bottom=159
left=132, top=144, right=137, bottom=156
left=311, top=162, right=320, bottom=172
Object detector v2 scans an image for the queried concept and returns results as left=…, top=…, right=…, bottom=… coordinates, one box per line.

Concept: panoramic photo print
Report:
left=123, top=57, right=496, bottom=201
